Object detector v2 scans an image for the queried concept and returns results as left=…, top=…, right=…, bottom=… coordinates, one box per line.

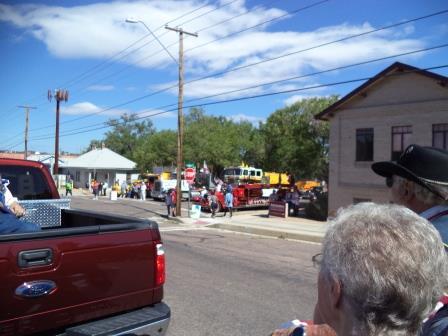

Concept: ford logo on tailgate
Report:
left=15, top=280, right=57, bottom=298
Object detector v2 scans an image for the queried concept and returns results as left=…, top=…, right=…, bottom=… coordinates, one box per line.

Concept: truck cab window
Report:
left=0, top=166, right=53, bottom=200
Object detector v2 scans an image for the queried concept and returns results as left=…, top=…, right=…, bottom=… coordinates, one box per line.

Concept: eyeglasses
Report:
left=312, top=253, right=323, bottom=268
left=386, top=176, right=394, bottom=188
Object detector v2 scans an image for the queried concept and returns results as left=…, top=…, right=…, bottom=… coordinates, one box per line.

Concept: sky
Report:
left=0, top=0, right=447, bottom=154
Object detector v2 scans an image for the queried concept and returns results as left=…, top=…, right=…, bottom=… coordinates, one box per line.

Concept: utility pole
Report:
left=48, top=89, right=69, bottom=175
left=165, top=25, right=198, bottom=217
left=17, top=105, right=37, bottom=159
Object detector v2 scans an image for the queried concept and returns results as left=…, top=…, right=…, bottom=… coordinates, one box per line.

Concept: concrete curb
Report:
left=207, top=223, right=323, bottom=243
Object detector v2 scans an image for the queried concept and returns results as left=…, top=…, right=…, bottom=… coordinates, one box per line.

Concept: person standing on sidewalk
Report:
left=165, top=189, right=173, bottom=218
left=65, top=177, right=73, bottom=197
left=92, top=180, right=99, bottom=200
left=120, top=180, right=127, bottom=198
left=209, top=191, right=218, bottom=218
left=170, top=188, right=177, bottom=217
left=140, top=181, right=147, bottom=201
left=102, top=181, right=108, bottom=196
left=224, top=189, right=233, bottom=218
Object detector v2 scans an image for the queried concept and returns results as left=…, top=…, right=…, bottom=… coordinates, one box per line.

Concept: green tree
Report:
left=83, top=139, right=103, bottom=153
left=103, top=113, right=155, bottom=161
left=260, top=96, right=338, bottom=180
left=134, top=130, right=177, bottom=172
left=183, top=107, right=263, bottom=174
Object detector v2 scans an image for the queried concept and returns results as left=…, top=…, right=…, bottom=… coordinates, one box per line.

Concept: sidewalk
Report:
left=66, top=191, right=328, bottom=243
left=178, top=210, right=327, bottom=243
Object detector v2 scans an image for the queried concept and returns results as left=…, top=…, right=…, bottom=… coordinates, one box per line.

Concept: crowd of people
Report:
left=86, top=179, right=151, bottom=201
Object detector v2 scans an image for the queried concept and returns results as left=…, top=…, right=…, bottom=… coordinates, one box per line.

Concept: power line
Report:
left=17, top=41, right=448, bottom=145
left=0, top=1, right=222, bottom=117
left=23, top=64, right=448, bottom=144
left=185, top=0, right=330, bottom=53
left=9, top=7, right=447, bottom=141
left=71, top=0, right=281, bottom=97
left=183, top=9, right=448, bottom=83
left=43, top=0, right=247, bottom=107
left=196, top=0, right=281, bottom=34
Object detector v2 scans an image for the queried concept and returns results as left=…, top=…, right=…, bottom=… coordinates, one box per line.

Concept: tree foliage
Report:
left=87, top=97, right=337, bottom=178
left=260, top=96, right=338, bottom=179
left=103, top=113, right=155, bottom=161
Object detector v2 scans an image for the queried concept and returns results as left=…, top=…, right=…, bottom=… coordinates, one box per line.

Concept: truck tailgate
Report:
left=0, top=225, right=163, bottom=335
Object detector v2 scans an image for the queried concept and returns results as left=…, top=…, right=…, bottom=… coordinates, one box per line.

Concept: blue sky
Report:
left=1, top=0, right=447, bottom=154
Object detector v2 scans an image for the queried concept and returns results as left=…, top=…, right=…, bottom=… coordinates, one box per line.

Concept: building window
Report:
left=391, top=126, right=412, bottom=161
left=433, top=123, right=448, bottom=150
left=356, top=128, right=374, bottom=161
left=75, top=171, right=80, bottom=182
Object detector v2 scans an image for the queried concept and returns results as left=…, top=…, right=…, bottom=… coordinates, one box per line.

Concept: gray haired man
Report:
left=313, top=203, right=447, bottom=336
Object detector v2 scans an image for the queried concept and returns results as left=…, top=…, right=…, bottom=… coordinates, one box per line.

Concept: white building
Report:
left=60, top=147, right=139, bottom=188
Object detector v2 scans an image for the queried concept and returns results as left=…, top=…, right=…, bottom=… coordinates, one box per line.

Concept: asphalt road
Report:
left=69, top=196, right=321, bottom=336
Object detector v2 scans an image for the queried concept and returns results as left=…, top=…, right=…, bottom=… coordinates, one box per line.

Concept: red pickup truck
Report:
left=0, top=158, right=170, bottom=336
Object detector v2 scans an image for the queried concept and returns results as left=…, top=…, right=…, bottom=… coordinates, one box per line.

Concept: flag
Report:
left=203, top=160, right=209, bottom=173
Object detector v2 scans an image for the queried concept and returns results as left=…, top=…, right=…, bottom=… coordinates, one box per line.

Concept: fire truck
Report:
left=222, top=165, right=290, bottom=185
left=191, top=182, right=276, bottom=212
left=191, top=164, right=282, bottom=212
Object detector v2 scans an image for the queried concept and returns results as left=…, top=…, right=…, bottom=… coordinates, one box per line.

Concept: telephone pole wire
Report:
left=48, top=89, right=69, bottom=175
left=17, top=105, right=37, bottom=160
left=165, top=25, right=198, bottom=217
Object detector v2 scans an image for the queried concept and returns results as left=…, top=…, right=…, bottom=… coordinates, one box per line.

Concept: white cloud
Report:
left=0, top=1, right=427, bottom=102
left=227, top=113, right=265, bottom=125
left=62, top=102, right=127, bottom=116
left=284, top=95, right=310, bottom=106
left=87, top=85, right=115, bottom=91
left=61, top=102, right=176, bottom=120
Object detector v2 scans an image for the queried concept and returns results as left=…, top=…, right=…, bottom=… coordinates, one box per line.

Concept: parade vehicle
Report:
left=0, top=158, right=170, bottom=336
left=150, top=171, right=190, bottom=200
left=192, top=182, right=276, bottom=212
left=223, top=165, right=290, bottom=185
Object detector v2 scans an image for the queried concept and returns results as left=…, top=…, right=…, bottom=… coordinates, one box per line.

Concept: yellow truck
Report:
left=295, top=180, right=321, bottom=191
left=223, top=165, right=290, bottom=185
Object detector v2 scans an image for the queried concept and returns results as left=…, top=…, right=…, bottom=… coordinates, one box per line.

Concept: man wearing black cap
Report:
left=371, top=144, right=448, bottom=246
left=372, top=144, right=448, bottom=336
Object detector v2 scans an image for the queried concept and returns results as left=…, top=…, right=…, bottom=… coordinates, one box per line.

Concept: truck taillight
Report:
left=155, top=243, right=165, bottom=286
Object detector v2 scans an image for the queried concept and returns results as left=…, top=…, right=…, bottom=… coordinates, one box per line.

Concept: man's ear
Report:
left=402, top=180, right=415, bottom=203
left=330, top=277, right=343, bottom=308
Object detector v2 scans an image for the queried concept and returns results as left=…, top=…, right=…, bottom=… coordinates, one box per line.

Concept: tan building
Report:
left=316, top=62, right=448, bottom=214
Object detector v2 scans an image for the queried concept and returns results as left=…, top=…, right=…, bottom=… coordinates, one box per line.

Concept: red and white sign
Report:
left=185, top=168, right=196, bottom=184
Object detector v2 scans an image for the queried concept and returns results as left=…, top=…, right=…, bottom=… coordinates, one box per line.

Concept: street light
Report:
left=125, top=18, right=177, bottom=65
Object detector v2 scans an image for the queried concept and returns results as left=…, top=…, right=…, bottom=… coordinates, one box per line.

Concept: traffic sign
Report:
left=185, top=167, right=196, bottom=184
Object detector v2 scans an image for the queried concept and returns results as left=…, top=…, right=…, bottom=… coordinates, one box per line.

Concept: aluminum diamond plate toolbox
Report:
left=18, top=199, right=70, bottom=228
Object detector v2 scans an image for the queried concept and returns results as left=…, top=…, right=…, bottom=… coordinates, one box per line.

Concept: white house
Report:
left=60, top=147, right=139, bottom=188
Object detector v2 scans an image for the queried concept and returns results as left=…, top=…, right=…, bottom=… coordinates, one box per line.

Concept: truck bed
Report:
left=0, top=210, right=166, bottom=336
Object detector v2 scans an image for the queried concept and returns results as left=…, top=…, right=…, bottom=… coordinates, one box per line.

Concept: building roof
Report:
left=62, top=147, right=136, bottom=170
left=0, top=153, right=25, bottom=159
left=315, top=62, right=448, bottom=120
left=27, top=154, right=65, bottom=164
